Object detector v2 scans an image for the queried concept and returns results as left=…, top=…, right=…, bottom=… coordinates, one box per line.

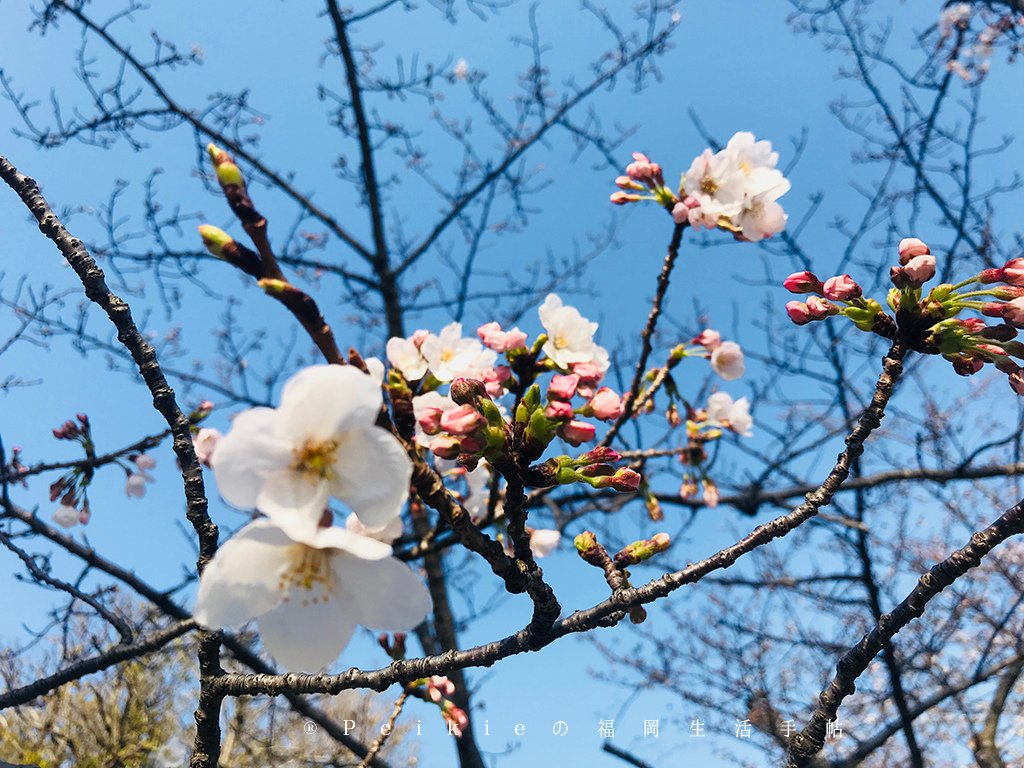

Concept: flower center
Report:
left=292, top=439, right=339, bottom=481
left=279, top=546, right=334, bottom=604
left=700, top=177, right=719, bottom=196
left=440, top=349, right=454, bottom=362
left=553, top=333, right=569, bottom=349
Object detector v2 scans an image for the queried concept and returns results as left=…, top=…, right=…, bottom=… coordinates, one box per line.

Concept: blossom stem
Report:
left=601, top=221, right=686, bottom=447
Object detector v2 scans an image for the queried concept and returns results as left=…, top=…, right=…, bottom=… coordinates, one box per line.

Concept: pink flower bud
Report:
left=587, top=387, right=624, bottom=421
left=428, top=435, right=462, bottom=459
left=783, top=271, right=822, bottom=294
left=903, top=254, right=936, bottom=285
left=960, top=318, right=988, bottom=333
left=545, top=401, right=574, bottom=420
left=417, top=407, right=445, bottom=436
left=610, top=191, right=641, bottom=205
left=440, top=404, right=486, bottom=436
left=560, top=420, right=596, bottom=446
left=548, top=374, right=580, bottom=401
left=577, top=447, right=622, bottom=464
left=1002, top=297, right=1024, bottom=326
left=134, top=454, right=156, bottom=471
left=822, top=274, right=862, bottom=301
left=702, top=480, right=720, bottom=508
left=898, top=237, right=931, bottom=263
left=806, top=296, right=838, bottom=320
left=1009, top=368, right=1024, bottom=396
left=482, top=365, right=512, bottom=398
left=477, top=322, right=528, bottom=352
left=691, top=329, right=722, bottom=350
left=786, top=301, right=811, bottom=325
left=1002, top=258, right=1024, bottom=287
left=671, top=201, right=689, bottom=224
left=974, top=268, right=1002, bottom=285
left=592, top=467, right=642, bottom=492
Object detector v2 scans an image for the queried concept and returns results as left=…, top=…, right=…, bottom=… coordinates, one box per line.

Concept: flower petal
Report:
left=255, top=469, right=330, bottom=544
left=313, top=524, right=394, bottom=560
left=333, top=554, right=432, bottom=631
left=192, top=519, right=291, bottom=629
left=330, top=427, right=412, bottom=528
left=212, top=408, right=292, bottom=510
left=276, top=365, right=381, bottom=443
left=256, top=586, right=357, bottom=672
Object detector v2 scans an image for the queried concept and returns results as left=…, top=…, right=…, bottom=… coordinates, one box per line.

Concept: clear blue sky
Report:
left=1, top=1, right=1023, bottom=766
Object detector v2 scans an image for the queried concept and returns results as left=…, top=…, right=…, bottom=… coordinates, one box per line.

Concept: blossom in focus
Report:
left=412, top=391, right=459, bottom=446
left=211, top=365, right=412, bottom=542
left=192, top=517, right=431, bottom=671
left=705, top=392, right=753, bottom=437
left=477, top=322, right=527, bottom=353
left=539, top=294, right=605, bottom=370
left=420, top=323, right=496, bottom=382
left=710, top=341, right=745, bottom=381
left=386, top=333, right=430, bottom=381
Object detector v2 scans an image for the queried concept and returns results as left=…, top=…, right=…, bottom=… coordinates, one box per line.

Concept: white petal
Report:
left=192, top=519, right=291, bottom=629
left=256, top=587, right=357, bottom=672
left=276, top=365, right=381, bottom=443
left=212, top=408, right=292, bottom=509
left=330, top=427, right=412, bottom=528
left=313, top=523, right=394, bottom=560
left=333, top=554, right=432, bottom=631
left=256, top=469, right=330, bottom=544
left=345, top=512, right=404, bottom=544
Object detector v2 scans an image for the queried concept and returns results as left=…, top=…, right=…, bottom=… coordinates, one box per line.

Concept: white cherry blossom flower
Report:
left=528, top=529, right=561, bottom=558
left=211, top=365, right=412, bottom=542
left=420, top=323, right=494, bottom=382
left=538, top=294, right=602, bottom=369
left=706, top=391, right=753, bottom=437
left=710, top=341, right=745, bottom=381
left=53, top=504, right=79, bottom=529
left=125, top=472, right=153, bottom=498
left=733, top=183, right=789, bottom=242
left=192, top=518, right=431, bottom=671
left=345, top=511, right=403, bottom=544
left=682, top=148, right=746, bottom=223
left=386, top=336, right=429, bottom=381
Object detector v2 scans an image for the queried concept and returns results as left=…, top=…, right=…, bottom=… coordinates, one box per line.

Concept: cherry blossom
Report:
left=211, top=365, right=412, bottom=542
left=538, top=294, right=605, bottom=370
left=52, top=504, right=79, bottom=529
left=705, top=392, right=753, bottom=437
left=420, top=323, right=496, bottom=382
left=412, top=391, right=459, bottom=446
left=710, top=341, right=745, bottom=381
left=345, top=512, right=403, bottom=544
left=386, top=333, right=429, bottom=381
left=192, top=517, right=430, bottom=671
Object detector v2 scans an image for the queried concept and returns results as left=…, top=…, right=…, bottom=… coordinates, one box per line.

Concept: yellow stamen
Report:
left=292, top=439, right=339, bottom=481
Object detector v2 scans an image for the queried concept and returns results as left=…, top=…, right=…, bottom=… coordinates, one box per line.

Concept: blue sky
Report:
left=2, top=1, right=1023, bottom=766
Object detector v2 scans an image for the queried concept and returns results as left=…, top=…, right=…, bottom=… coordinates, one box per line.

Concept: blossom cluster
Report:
left=784, top=237, right=1024, bottom=396
left=938, top=3, right=1024, bottom=81
left=192, top=365, right=432, bottom=671
left=390, top=294, right=622, bottom=464
left=610, top=132, right=791, bottom=243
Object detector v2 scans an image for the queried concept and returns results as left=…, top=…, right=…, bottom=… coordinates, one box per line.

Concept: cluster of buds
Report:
left=574, top=529, right=671, bottom=623
left=609, top=133, right=792, bottom=243
left=785, top=267, right=897, bottom=335
left=785, top=237, right=1024, bottom=396
left=52, top=412, right=90, bottom=441
left=674, top=391, right=753, bottom=509
left=49, top=414, right=95, bottom=528
left=516, top=379, right=623, bottom=461
left=414, top=378, right=507, bottom=465
left=525, top=447, right=641, bottom=492
left=611, top=152, right=675, bottom=207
